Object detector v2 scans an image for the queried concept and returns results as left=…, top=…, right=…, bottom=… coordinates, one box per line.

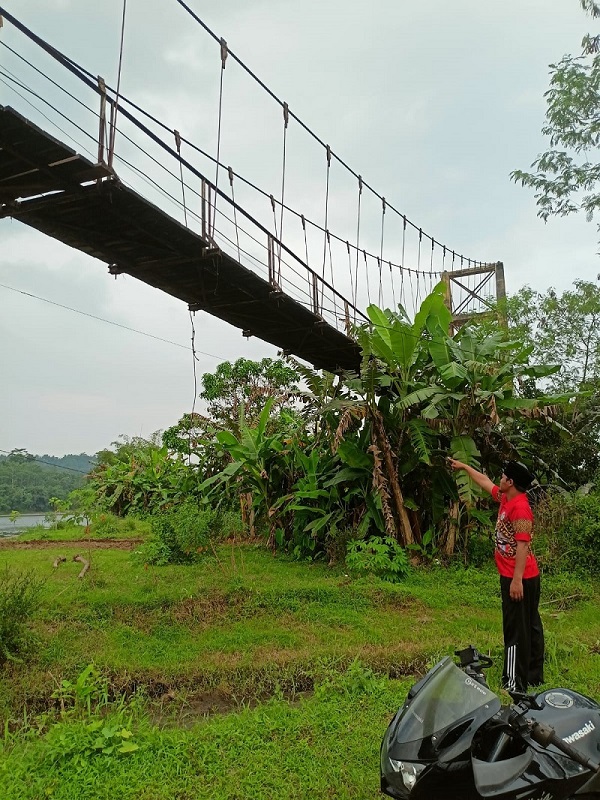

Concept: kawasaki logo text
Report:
left=563, top=720, right=596, bottom=744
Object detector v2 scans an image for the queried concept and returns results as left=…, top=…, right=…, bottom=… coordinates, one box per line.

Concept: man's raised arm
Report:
left=448, top=459, right=496, bottom=496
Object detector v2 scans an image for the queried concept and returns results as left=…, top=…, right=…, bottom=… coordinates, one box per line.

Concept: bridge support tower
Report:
left=441, top=261, right=506, bottom=334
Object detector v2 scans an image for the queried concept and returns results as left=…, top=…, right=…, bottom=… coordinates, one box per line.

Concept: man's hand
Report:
left=447, top=458, right=495, bottom=496
left=510, top=578, right=524, bottom=601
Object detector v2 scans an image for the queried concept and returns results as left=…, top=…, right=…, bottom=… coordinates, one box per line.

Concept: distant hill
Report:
left=0, top=450, right=96, bottom=514
left=36, top=453, right=97, bottom=473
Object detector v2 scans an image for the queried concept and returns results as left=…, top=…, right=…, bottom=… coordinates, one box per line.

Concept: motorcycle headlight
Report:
left=388, top=760, right=425, bottom=790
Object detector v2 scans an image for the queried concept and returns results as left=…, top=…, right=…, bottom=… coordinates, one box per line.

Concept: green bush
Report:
left=51, top=664, right=109, bottom=716
left=215, top=509, right=245, bottom=540
left=0, top=567, right=44, bottom=665
left=138, top=503, right=218, bottom=565
left=466, top=531, right=494, bottom=568
left=92, top=513, right=121, bottom=538
left=535, top=491, right=600, bottom=576
left=345, top=536, right=410, bottom=582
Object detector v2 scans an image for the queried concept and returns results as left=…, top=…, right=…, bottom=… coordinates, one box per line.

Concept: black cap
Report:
left=503, top=461, right=534, bottom=492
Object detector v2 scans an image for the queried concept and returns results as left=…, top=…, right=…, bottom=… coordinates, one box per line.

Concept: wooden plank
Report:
left=0, top=106, right=110, bottom=202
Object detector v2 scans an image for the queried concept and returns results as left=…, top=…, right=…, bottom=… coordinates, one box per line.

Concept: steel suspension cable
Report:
left=346, top=240, right=355, bottom=322
left=400, top=216, right=407, bottom=311
left=378, top=196, right=386, bottom=307
left=429, top=239, right=435, bottom=293
left=108, top=0, right=127, bottom=170
left=278, top=102, right=289, bottom=278
left=167, top=0, right=481, bottom=269
left=321, top=145, right=331, bottom=312
left=327, top=230, right=337, bottom=320
left=211, top=38, right=228, bottom=239
left=228, top=166, right=241, bottom=261
left=1, top=36, right=450, bottom=284
left=354, top=175, right=362, bottom=308
left=174, top=129, right=189, bottom=227
left=389, top=260, right=396, bottom=310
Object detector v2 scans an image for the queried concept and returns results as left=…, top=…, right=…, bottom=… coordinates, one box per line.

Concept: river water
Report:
left=0, top=513, right=55, bottom=537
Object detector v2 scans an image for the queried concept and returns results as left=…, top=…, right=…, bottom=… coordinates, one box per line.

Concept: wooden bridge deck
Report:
left=0, top=106, right=361, bottom=373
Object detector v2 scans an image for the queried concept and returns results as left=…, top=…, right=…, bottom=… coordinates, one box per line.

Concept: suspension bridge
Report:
left=0, top=6, right=505, bottom=374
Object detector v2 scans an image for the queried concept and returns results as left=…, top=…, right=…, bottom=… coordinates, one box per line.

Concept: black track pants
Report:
left=500, top=574, right=544, bottom=693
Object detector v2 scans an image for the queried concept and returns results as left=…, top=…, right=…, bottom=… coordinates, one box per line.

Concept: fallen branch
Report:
left=541, top=594, right=581, bottom=606
left=52, top=556, right=67, bottom=568
left=73, top=554, right=89, bottom=578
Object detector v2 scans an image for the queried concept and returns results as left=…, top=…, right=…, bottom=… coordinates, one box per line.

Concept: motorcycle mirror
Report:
left=509, top=692, right=543, bottom=711
left=454, top=645, right=493, bottom=670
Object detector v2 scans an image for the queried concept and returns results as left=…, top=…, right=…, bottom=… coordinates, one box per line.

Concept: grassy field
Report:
left=0, top=537, right=599, bottom=799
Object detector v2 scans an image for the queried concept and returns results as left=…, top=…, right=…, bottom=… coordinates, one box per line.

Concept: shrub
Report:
left=0, top=567, right=44, bottom=665
left=138, top=503, right=218, bottom=565
left=315, top=658, right=387, bottom=699
left=345, top=536, right=410, bottom=582
left=51, top=663, right=109, bottom=716
left=535, top=490, right=600, bottom=576
left=216, top=509, right=245, bottom=540
left=43, top=716, right=140, bottom=770
left=92, top=513, right=120, bottom=538
left=466, top=531, right=494, bottom=568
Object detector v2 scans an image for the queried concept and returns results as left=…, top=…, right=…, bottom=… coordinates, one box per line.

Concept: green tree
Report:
left=498, top=281, right=600, bottom=393
left=511, top=1, right=600, bottom=242
left=0, top=451, right=86, bottom=514
left=89, top=434, right=197, bottom=516
left=358, top=286, right=561, bottom=553
left=200, top=358, right=299, bottom=435
left=480, top=281, right=600, bottom=487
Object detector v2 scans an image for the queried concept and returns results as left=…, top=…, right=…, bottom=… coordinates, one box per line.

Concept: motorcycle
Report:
left=380, top=645, right=600, bottom=800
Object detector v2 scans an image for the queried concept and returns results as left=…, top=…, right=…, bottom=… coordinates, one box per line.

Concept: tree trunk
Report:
left=443, top=500, right=460, bottom=555
left=373, top=413, right=414, bottom=546
left=239, top=492, right=255, bottom=537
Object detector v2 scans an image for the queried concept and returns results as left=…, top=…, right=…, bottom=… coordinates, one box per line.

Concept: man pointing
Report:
left=448, top=458, right=544, bottom=693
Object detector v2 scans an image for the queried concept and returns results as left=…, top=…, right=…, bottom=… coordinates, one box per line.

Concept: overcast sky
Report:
left=1, top=0, right=598, bottom=456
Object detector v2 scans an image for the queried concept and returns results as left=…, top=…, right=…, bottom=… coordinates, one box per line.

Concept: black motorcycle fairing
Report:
left=525, top=706, right=600, bottom=767
left=472, top=750, right=534, bottom=796
left=575, top=765, right=600, bottom=794
left=386, top=658, right=500, bottom=763
left=381, top=657, right=502, bottom=799
left=381, top=650, right=600, bottom=800
left=473, top=744, right=596, bottom=800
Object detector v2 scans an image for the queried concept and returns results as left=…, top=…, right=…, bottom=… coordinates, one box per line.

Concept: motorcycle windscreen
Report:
left=393, top=659, right=499, bottom=743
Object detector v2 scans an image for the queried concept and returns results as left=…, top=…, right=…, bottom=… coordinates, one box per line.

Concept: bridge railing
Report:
left=0, top=6, right=500, bottom=331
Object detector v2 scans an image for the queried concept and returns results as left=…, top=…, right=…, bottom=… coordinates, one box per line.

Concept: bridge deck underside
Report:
left=0, top=106, right=361, bottom=373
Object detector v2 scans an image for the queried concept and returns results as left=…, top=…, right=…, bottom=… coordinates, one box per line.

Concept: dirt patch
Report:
left=0, top=538, right=143, bottom=550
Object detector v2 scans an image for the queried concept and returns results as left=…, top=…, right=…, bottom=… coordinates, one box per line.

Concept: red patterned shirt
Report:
left=491, top=486, right=539, bottom=579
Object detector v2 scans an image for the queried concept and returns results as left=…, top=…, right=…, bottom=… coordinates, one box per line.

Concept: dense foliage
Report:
left=87, top=435, right=198, bottom=517
left=31, top=282, right=599, bottom=571
left=136, top=503, right=223, bottom=565
left=488, top=281, right=600, bottom=487
left=512, top=1, right=600, bottom=245
left=0, top=567, right=44, bottom=665
left=197, top=283, right=563, bottom=561
left=536, top=490, right=600, bottom=576
left=0, top=450, right=91, bottom=514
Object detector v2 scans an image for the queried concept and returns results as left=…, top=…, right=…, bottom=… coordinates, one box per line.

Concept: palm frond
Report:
left=406, top=419, right=435, bottom=465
